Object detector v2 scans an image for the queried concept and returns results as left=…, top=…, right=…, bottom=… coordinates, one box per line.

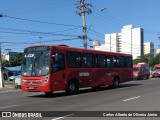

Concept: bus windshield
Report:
left=22, top=51, right=50, bottom=76
left=153, top=67, right=160, bottom=71
left=133, top=67, right=140, bottom=72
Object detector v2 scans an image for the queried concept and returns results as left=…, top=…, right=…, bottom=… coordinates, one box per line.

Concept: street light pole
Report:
left=87, top=8, right=106, bottom=32
left=0, top=15, right=4, bottom=88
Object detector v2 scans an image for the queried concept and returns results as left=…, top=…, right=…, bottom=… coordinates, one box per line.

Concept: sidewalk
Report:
left=0, top=82, right=18, bottom=92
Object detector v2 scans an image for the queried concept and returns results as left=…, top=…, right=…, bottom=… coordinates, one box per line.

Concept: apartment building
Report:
left=95, top=25, right=144, bottom=59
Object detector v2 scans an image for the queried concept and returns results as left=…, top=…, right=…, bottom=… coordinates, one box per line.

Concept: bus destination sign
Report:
left=24, top=46, right=50, bottom=53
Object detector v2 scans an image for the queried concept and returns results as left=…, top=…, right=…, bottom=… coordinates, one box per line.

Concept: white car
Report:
left=9, top=76, right=15, bottom=81
left=9, top=74, right=20, bottom=81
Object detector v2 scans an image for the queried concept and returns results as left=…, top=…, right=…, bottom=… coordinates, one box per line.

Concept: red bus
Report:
left=133, top=63, right=150, bottom=80
left=21, top=45, right=133, bottom=95
left=151, top=64, right=160, bottom=78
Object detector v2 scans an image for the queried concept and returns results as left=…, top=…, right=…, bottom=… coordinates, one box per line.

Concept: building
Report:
left=92, top=40, right=101, bottom=49
left=95, top=25, right=144, bottom=59
left=156, top=48, right=160, bottom=54
left=144, top=42, right=154, bottom=55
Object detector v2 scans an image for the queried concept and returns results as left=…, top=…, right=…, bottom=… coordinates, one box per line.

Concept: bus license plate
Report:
left=29, top=87, right=34, bottom=90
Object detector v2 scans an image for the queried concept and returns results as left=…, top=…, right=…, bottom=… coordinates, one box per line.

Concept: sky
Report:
left=0, top=0, right=160, bottom=53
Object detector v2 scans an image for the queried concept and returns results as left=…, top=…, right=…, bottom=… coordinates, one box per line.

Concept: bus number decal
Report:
left=106, top=72, right=118, bottom=76
left=25, top=54, right=34, bottom=57
left=79, top=72, right=90, bottom=77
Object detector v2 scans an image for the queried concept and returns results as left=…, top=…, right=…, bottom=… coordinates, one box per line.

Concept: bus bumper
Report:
left=21, top=84, right=51, bottom=92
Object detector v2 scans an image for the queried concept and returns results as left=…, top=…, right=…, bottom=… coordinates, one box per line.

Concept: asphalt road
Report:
left=0, top=78, right=160, bottom=120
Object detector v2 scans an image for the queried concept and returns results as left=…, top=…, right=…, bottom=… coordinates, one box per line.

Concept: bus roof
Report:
left=154, top=64, right=160, bottom=67
left=24, top=44, right=132, bottom=57
left=54, top=45, right=132, bottom=56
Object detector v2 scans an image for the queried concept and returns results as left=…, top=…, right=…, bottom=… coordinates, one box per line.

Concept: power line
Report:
left=0, top=26, right=81, bottom=35
left=0, top=27, right=80, bottom=37
left=89, top=6, right=160, bottom=40
left=3, top=15, right=81, bottom=28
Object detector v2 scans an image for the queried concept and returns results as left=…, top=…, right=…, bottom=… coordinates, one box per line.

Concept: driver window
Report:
left=52, top=53, right=65, bottom=72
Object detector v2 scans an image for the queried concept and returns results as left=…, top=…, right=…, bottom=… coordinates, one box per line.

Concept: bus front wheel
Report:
left=66, top=80, right=79, bottom=95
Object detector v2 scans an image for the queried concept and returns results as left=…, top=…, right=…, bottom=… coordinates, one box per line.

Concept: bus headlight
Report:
left=44, top=75, right=49, bottom=83
left=134, top=74, right=138, bottom=77
left=22, top=80, right=27, bottom=83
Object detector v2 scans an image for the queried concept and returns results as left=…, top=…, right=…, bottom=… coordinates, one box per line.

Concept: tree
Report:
left=133, top=53, right=160, bottom=68
left=2, top=57, right=9, bottom=67
left=8, top=54, right=22, bottom=67
left=133, top=54, right=150, bottom=64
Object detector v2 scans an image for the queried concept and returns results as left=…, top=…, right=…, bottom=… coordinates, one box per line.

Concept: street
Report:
left=0, top=78, right=160, bottom=120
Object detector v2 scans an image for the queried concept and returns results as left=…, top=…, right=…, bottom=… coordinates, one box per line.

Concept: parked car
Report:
left=151, top=64, right=160, bottom=78
left=9, top=74, right=20, bottom=81
left=133, top=63, right=150, bottom=80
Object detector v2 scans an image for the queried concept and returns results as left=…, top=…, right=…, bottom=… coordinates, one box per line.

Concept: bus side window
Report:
left=107, top=56, right=116, bottom=68
left=96, top=54, right=106, bottom=68
left=66, top=51, right=81, bottom=68
left=118, top=56, right=125, bottom=68
left=52, top=53, right=65, bottom=72
left=125, top=57, right=132, bottom=68
left=82, top=53, right=95, bottom=68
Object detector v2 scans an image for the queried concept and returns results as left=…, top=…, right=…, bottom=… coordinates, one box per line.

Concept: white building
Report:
left=156, top=48, right=160, bottom=54
left=92, top=40, right=101, bottom=49
left=95, top=25, right=144, bottom=59
left=144, top=42, right=154, bottom=55
left=2, top=53, right=9, bottom=61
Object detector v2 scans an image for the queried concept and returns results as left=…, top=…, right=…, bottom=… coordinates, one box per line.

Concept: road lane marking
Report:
left=123, top=96, right=141, bottom=102
left=51, top=114, right=74, bottom=120
left=0, top=104, right=19, bottom=109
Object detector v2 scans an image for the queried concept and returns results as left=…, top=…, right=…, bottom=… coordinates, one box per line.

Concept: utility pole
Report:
left=0, top=43, right=4, bottom=88
left=0, top=42, right=12, bottom=88
left=0, top=15, right=4, bottom=88
left=76, top=0, right=92, bottom=49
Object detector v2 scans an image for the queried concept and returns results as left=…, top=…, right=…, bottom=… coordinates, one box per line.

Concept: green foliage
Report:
left=133, top=53, right=160, bottom=67
left=2, top=57, right=9, bottom=67
left=2, top=54, right=22, bottom=67
left=9, top=54, right=22, bottom=67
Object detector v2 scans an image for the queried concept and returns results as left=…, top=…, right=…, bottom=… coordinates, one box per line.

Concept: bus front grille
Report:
left=24, top=82, right=41, bottom=86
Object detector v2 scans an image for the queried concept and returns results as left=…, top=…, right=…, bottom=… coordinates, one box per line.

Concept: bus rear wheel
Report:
left=109, top=77, right=120, bottom=88
left=66, top=80, right=79, bottom=95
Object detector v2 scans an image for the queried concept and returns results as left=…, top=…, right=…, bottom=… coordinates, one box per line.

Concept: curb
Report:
left=0, top=85, right=20, bottom=92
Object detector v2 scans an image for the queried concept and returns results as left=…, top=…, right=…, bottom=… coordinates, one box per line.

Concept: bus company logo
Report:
left=32, top=72, right=36, bottom=76
left=79, top=72, right=90, bottom=77
left=106, top=72, right=118, bottom=76
left=2, top=112, right=11, bottom=117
